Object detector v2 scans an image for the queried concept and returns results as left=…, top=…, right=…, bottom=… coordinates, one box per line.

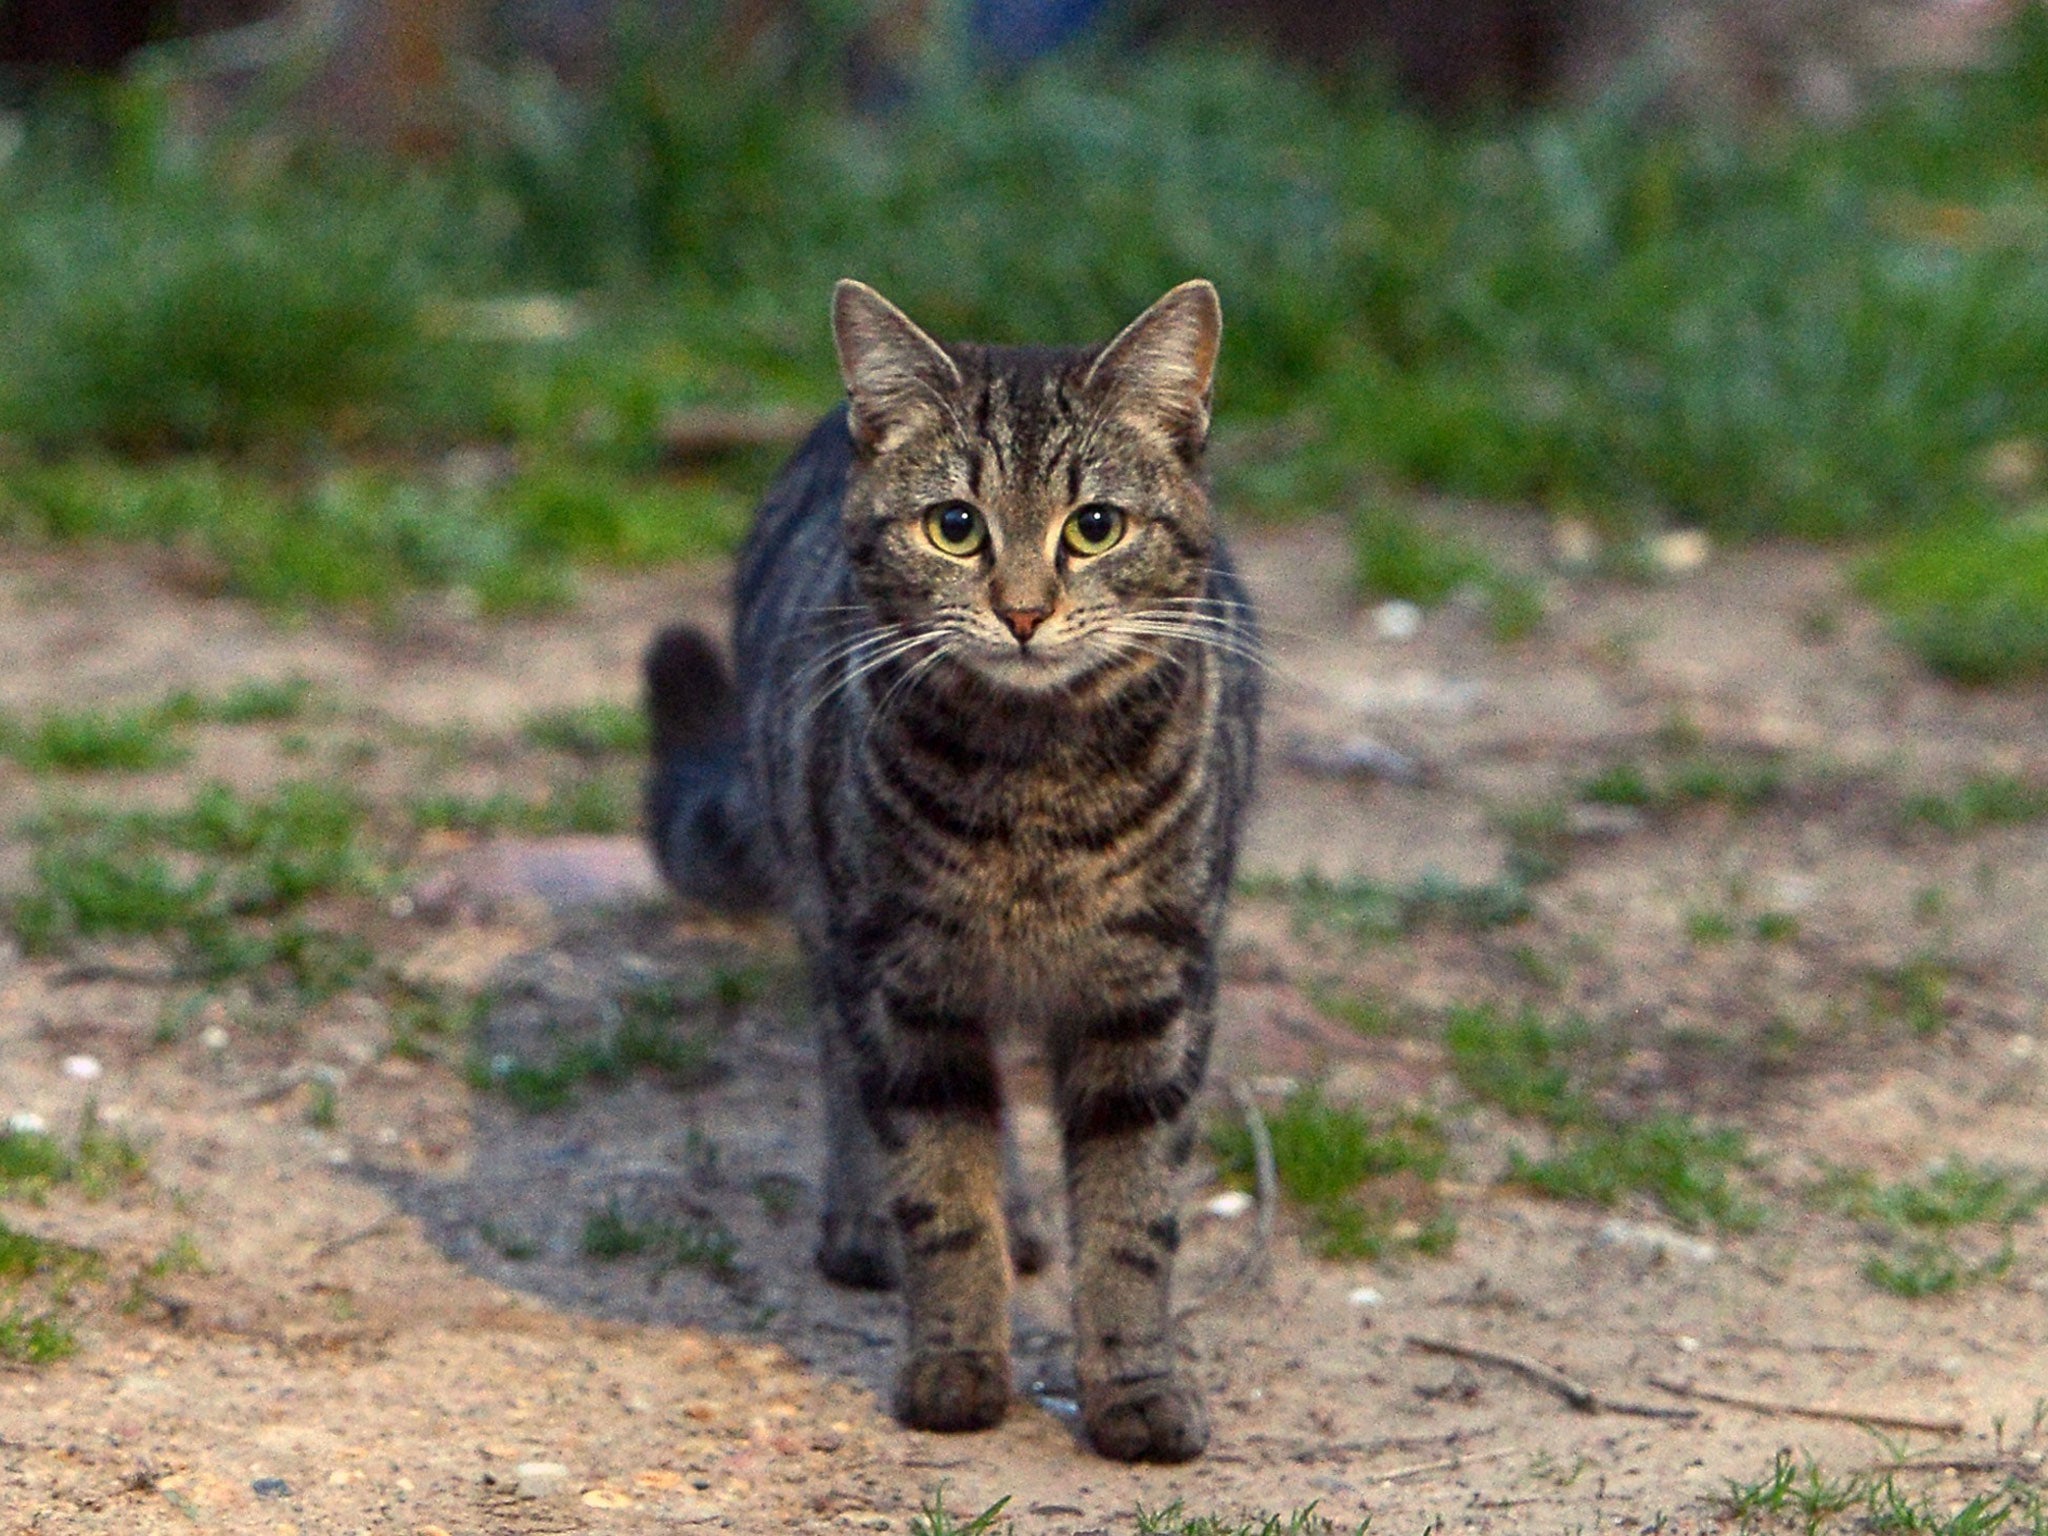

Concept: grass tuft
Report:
left=1212, top=1087, right=1455, bottom=1261
left=580, top=1196, right=737, bottom=1277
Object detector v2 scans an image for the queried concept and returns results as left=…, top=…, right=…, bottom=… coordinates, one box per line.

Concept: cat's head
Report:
left=831, top=279, right=1225, bottom=694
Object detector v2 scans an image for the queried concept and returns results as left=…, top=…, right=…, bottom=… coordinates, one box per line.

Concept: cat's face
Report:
left=832, top=281, right=1224, bottom=694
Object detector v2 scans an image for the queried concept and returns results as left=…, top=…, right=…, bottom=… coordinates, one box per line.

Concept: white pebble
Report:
left=1204, top=1190, right=1255, bottom=1220
left=1597, top=1218, right=1716, bottom=1264
left=515, top=1462, right=571, bottom=1500
left=201, top=1025, right=230, bottom=1052
left=1373, top=600, right=1423, bottom=642
left=1347, top=1286, right=1384, bottom=1307
left=7, top=1111, right=48, bottom=1135
left=62, top=1055, right=102, bottom=1082
left=1648, top=529, right=1710, bottom=574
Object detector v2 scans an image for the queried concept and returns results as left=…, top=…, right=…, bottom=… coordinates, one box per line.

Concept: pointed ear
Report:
left=1082, top=279, right=1221, bottom=456
left=832, top=279, right=962, bottom=454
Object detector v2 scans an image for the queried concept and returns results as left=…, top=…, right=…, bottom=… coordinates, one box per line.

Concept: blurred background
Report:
left=0, top=0, right=2044, bottom=677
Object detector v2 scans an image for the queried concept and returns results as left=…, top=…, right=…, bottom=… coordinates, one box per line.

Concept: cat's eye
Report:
left=1062, top=503, right=1127, bottom=557
left=923, top=500, right=987, bottom=558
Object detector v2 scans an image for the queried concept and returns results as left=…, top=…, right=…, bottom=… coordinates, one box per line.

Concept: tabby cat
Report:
left=644, top=279, right=1260, bottom=1462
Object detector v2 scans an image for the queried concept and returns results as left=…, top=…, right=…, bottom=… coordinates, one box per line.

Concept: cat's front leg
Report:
left=850, top=992, right=1013, bottom=1432
left=1055, top=1006, right=1211, bottom=1463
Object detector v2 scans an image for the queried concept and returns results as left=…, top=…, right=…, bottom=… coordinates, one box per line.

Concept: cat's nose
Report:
left=998, top=606, right=1052, bottom=644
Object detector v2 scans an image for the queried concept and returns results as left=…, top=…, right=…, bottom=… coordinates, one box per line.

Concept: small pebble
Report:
left=1648, top=529, right=1710, bottom=574
left=1347, top=1286, right=1384, bottom=1307
left=515, top=1462, right=571, bottom=1500
left=1372, top=600, right=1423, bottom=642
left=1597, top=1218, right=1716, bottom=1264
left=62, top=1055, right=102, bottom=1082
left=7, top=1111, right=48, bottom=1136
left=201, top=1025, right=230, bottom=1052
left=1205, top=1190, right=1255, bottom=1220
left=251, top=1477, right=291, bottom=1499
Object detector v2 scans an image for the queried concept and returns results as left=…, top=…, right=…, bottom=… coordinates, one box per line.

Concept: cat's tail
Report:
left=643, top=625, right=774, bottom=913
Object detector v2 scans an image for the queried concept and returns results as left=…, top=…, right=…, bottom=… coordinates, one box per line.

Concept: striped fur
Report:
left=646, top=280, right=1259, bottom=1462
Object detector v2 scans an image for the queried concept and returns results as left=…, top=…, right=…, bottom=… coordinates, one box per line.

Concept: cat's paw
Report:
left=1080, top=1375, right=1210, bottom=1463
left=894, top=1350, right=1010, bottom=1433
left=815, top=1210, right=899, bottom=1290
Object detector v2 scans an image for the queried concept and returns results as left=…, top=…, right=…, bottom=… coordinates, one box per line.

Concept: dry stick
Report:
left=1229, top=1079, right=1278, bottom=1289
left=1174, top=1082, right=1277, bottom=1319
left=1648, top=1376, right=1964, bottom=1437
left=1407, top=1335, right=1700, bottom=1421
left=1375, top=1445, right=1519, bottom=1483
left=1869, top=1457, right=2042, bottom=1477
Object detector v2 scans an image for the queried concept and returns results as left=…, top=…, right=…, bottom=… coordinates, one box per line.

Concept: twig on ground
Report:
left=309, top=1215, right=400, bottom=1263
left=1408, top=1335, right=1699, bottom=1420
left=1869, top=1456, right=2044, bottom=1477
left=1648, top=1376, right=1964, bottom=1436
left=1174, top=1081, right=1277, bottom=1320
left=1230, top=1079, right=1277, bottom=1288
left=1375, top=1445, right=1519, bottom=1483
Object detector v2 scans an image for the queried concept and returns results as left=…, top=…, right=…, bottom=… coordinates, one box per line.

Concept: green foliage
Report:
left=1274, top=868, right=1531, bottom=947
left=1816, top=1159, right=2047, bottom=1298
left=1212, top=1087, right=1454, bottom=1261
left=1447, top=1003, right=1759, bottom=1229
left=580, top=1196, right=737, bottom=1276
left=523, top=701, right=650, bottom=757
left=1135, top=1504, right=1367, bottom=1536
left=1902, top=772, right=2048, bottom=833
left=1579, top=751, right=1783, bottom=813
left=11, top=783, right=376, bottom=997
left=1860, top=518, right=2048, bottom=684
left=1725, top=1449, right=2048, bottom=1536
left=472, top=983, right=718, bottom=1112
left=0, top=1108, right=145, bottom=1202
left=910, top=1490, right=1014, bottom=1536
left=0, top=1306, right=77, bottom=1366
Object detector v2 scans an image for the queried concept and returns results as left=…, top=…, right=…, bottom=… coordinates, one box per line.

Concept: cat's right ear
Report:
left=833, top=280, right=962, bottom=454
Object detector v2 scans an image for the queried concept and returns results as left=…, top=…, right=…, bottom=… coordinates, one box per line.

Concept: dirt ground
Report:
left=3, top=509, right=2046, bottom=1535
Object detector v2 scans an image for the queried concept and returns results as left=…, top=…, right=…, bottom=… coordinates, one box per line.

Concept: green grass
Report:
left=408, top=771, right=636, bottom=837
left=1447, top=1003, right=1760, bottom=1230
left=1268, top=868, right=1531, bottom=948
left=1212, top=1086, right=1455, bottom=1261
left=0, top=1306, right=78, bottom=1366
left=1136, top=1505, right=1367, bottom=1536
left=1352, top=506, right=1548, bottom=640
left=0, top=1107, right=146, bottom=1201
left=523, top=701, right=649, bottom=758
left=10, top=782, right=379, bottom=999
left=1815, top=1159, right=2048, bottom=1297
left=1902, top=772, right=2048, bottom=833
left=1725, top=1449, right=2048, bottom=1536
left=471, top=982, right=718, bottom=1112
left=3, top=11, right=2048, bottom=623
left=1579, top=751, right=1783, bottom=814
left=580, top=1196, right=737, bottom=1277
left=1861, top=518, right=2048, bottom=685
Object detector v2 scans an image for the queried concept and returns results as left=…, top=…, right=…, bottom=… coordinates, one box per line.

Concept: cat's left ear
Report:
left=1083, top=280, right=1222, bottom=458
left=833, top=279, right=963, bottom=454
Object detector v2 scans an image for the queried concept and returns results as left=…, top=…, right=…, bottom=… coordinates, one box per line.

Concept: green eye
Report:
left=1062, top=503, right=1126, bottom=557
left=924, top=501, right=987, bottom=557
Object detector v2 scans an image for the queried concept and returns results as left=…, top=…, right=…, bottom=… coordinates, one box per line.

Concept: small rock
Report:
left=251, top=1477, right=291, bottom=1499
left=1205, top=1190, right=1255, bottom=1220
left=1372, top=600, right=1423, bottom=642
left=201, top=1025, right=230, bottom=1052
left=515, top=1462, right=571, bottom=1500
left=7, top=1111, right=48, bottom=1135
left=582, top=1489, right=634, bottom=1509
left=1597, top=1219, right=1716, bottom=1264
left=1347, top=1286, right=1384, bottom=1307
left=1285, top=733, right=1432, bottom=787
left=62, top=1055, right=102, bottom=1082
left=1647, top=529, right=1710, bottom=575
left=1550, top=516, right=1601, bottom=569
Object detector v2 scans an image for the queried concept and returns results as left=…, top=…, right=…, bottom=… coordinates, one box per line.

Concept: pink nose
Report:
left=999, top=606, right=1051, bottom=644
